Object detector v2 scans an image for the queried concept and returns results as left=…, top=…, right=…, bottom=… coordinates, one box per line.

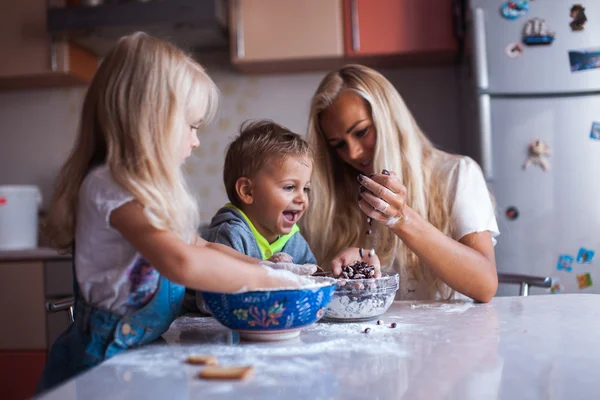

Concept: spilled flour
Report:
left=409, top=301, right=474, bottom=314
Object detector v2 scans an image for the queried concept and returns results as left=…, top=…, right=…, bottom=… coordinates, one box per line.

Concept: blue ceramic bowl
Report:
left=200, top=277, right=336, bottom=341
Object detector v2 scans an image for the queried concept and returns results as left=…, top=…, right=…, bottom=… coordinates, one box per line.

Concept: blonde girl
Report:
left=304, top=64, right=499, bottom=303
left=37, top=32, right=302, bottom=393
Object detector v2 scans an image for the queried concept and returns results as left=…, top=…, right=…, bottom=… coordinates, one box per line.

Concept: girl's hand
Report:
left=358, top=170, right=408, bottom=229
left=330, top=247, right=381, bottom=278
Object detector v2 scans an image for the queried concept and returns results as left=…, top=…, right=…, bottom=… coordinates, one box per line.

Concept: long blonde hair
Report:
left=46, top=32, right=218, bottom=251
left=304, top=64, right=460, bottom=299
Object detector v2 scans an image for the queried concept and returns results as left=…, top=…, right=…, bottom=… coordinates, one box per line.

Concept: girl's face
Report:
left=180, top=117, right=201, bottom=162
left=319, top=90, right=377, bottom=175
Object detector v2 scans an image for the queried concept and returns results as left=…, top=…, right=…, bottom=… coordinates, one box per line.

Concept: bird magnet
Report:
left=523, top=140, right=551, bottom=171
left=557, top=254, right=574, bottom=272
left=500, top=1, right=530, bottom=20
left=576, top=273, right=593, bottom=289
left=570, top=4, right=587, bottom=31
left=505, top=42, right=524, bottom=58
left=576, top=247, right=595, bottom=264
left=590, top=122, right=600, bottom=140
left=522, top=18, right=555, bottom=46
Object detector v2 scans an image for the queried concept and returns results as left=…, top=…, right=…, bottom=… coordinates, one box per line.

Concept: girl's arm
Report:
left=194, top=235, right=260, bottom=264
left=358, top=174, right=497, bottom=303
left=110, top=201, right=293, bottom=292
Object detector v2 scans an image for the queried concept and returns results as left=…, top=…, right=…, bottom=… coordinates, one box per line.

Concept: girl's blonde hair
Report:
left=304, top=64, right=461, bottom=300
left=46, top=32, right=218, bottom=251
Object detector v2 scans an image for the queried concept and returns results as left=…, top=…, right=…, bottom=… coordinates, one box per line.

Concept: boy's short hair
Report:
left=224, top=120, right=313, bottom=207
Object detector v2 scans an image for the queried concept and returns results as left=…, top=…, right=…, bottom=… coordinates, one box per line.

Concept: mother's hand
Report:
left=330, top=247, right=381, bottom=278
left=358, top=170, right=407, bottom=229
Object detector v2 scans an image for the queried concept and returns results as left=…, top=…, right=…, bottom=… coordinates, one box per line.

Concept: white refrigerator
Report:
left=468, top=0, right=600, bottom=295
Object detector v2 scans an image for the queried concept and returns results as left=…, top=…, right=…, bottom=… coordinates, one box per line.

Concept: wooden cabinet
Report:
left=0, top=0, right=97, bottom=91
left=0, top=351, right=46, bottom=400
left=230, top=0, right=344, bottom=72
left=343, top=0, right=457, bottom=63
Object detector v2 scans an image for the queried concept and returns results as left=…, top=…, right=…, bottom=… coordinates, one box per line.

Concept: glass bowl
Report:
left=324, top=273, right=399, bottom=322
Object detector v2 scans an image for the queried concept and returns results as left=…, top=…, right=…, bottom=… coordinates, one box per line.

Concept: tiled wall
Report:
left=0, top=64, right=464, bottom=225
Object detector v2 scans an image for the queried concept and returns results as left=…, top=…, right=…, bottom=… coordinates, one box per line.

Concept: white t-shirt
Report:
left=75, top=165, right=160, bottom=315
left=397, top=156, right=500, bottom=301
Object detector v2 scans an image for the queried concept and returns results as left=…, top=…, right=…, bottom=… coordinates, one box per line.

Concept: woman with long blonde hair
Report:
left=37, top=32, right=308, bottom=393
left=304, top=64, right=499, bottom=302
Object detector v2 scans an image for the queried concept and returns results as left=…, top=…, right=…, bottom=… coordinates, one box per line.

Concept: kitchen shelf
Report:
left=47, top=0, right=228, bottom=56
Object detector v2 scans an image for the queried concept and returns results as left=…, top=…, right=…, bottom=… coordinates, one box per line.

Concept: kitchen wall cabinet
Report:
left=343, top=0, right=457, bottom=64
left=0, top=0, right=97, bottom=91
left=229, top=0, right=345, bottom=72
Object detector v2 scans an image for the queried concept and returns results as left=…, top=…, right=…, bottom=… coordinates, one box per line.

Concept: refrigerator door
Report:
left=471, top=0, right=600, bottom=94
left=484, top=94, right=600, bottom=295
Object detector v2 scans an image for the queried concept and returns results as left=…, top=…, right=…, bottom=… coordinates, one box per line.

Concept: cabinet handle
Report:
left=478, top=94, right=493, bottom=181
left=350, top=0, right=360, bottom=52
left=473, top=7, right=488, bottom=90
left=234, top=0, right=245, bottom=59
left=50, top=37, right=57, bottom=72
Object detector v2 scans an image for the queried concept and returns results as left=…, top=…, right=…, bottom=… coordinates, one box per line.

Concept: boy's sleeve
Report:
left=284, top=232, right=317, bottom=265
left=201, top=222, right=251, bottom=255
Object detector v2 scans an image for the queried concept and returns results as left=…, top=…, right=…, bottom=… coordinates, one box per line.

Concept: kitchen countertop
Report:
left=0, top=247, right=71, bottom=262
left=38, top=294, right=600, bottom=399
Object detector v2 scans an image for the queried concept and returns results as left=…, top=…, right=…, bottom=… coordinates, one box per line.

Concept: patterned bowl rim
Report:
left=200, top=276, right=337, bottom=297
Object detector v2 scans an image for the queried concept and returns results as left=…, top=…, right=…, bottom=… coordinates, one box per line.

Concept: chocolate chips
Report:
left=338, top=260, right=376, bottom=280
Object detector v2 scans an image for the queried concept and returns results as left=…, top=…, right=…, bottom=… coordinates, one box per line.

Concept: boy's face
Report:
left=243, top=155, right=312, bottom=243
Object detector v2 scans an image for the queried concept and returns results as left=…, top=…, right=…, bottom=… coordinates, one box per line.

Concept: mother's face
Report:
left=319, top=90, right=377, bottom=175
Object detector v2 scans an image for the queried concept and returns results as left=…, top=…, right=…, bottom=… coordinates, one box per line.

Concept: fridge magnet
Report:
left=522, top=18, right=555, bottom=46
left=550, top=278, right=564, bottom=294
left=523, top=139, right=551, bottom=171
left=505, top=206, right=520, bottom=220
left=576, top=272, right=593, bottom=289
left=500, top=1, right=530, bottom=20
left=570, top=4, right=587, bottom=31
left=505, top=42, right=524, bottom=58
left=557, top=254, right=574, bottom=272
left=590, top=122, right=600, bottom=139
left=568, top=46, right=600, bottom=72
left=576, top=247, right=595, bottom=264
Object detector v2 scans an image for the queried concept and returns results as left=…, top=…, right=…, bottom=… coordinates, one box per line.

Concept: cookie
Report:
left=186, top=355, right=217, bottom=365
left=198, top=365, right=254, bottom=380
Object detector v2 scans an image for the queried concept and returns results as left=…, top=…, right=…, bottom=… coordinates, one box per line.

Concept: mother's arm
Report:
left=358, top=173, right=498, bottom=303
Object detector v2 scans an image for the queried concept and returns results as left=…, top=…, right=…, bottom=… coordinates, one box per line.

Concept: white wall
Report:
left=0, top=65, right=463, bottom=224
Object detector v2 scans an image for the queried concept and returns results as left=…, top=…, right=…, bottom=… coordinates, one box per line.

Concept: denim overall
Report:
left=36, top=253, right=185, bottom=394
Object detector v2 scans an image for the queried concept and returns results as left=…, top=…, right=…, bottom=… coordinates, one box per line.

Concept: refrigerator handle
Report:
left=478, top=94, right=493, bottom=180
left=473, top=7, right=489, bottom=90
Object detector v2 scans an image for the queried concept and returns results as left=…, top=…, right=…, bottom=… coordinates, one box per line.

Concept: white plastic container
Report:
left=0, top=185, right=42, bottom=250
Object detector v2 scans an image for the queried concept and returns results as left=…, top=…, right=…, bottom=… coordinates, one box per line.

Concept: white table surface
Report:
left=38, top=294, right=600, bottom=400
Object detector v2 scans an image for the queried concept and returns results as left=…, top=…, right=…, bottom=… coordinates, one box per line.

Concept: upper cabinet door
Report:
left=0, top=0, right=97, bottom=90
left=344, top=0, right=457, bottom=56
left=231, top=0, right=344, bottom=62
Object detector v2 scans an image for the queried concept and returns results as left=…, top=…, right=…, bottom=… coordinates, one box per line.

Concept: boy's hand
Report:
left=259, top=260, right=319, bottom=276
left=268, top=252, right=294, bottom=263
left=331, top=247, right=382, bottom=278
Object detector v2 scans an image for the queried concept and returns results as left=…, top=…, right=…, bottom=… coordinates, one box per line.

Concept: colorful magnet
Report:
left=522, top=18, right=555, bottom=46
left=576, top=247, right=595, bottom=264
left=568, top=46, right=600, bottom=72
left=523, top=140, right=551, bottom=171
left=505, top=206, right=520, bottom=220
left=557, top=254, right=574, bottom=272
left=576, top=272, right=593, bottom=289
left=570, top=4, right=587, bottom=31
left=500, top=1, right=529, bottom=20
left=505, top=42, right=524, bottom=58
left=590, top=122, right=600, bottom=139
left=550, top=278, right=564, bottom=294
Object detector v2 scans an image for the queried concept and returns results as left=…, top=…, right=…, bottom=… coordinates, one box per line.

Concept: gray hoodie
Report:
left=200, top=205, right=317, bottom=264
